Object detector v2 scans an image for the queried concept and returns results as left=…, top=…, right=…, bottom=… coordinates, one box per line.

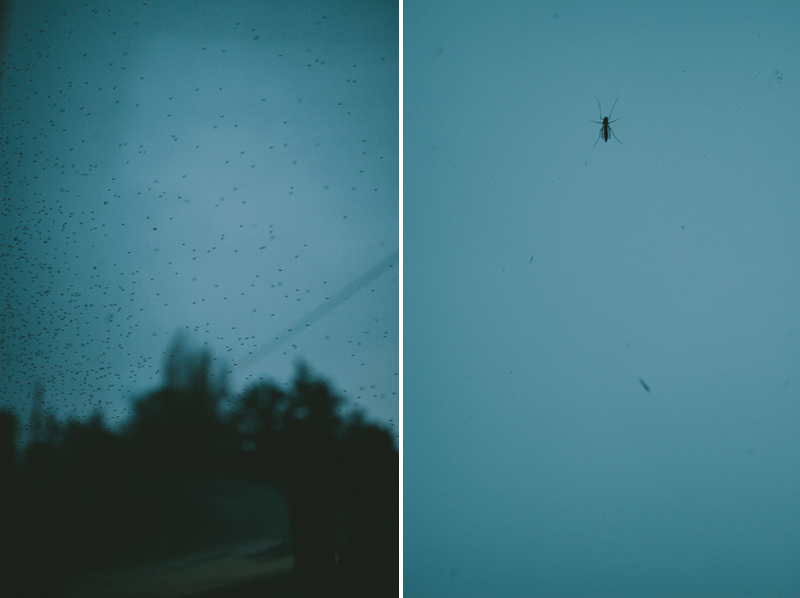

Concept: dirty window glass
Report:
left=0, top=0, right=398, bottom=438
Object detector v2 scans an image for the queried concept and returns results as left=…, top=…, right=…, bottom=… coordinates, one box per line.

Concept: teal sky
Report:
left=405, top=1, right=800, bottom=596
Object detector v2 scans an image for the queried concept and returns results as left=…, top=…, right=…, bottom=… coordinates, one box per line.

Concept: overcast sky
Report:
left=405, top=1, right=800, bottom=597
left=0, top=0, right=398, bottom=439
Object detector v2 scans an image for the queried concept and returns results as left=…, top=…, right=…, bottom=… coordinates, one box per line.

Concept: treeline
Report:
left=0, top=334, right=398, bottom=598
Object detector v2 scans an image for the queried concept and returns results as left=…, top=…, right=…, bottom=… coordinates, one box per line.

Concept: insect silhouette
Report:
left=591, top=96, right=622, bottom=147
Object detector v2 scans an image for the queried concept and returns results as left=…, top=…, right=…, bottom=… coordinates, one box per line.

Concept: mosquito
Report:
left=591, top=96, right=622, bottom=147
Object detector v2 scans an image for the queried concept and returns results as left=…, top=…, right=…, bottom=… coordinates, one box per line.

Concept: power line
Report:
left=235, top=250, right=398, bottom=369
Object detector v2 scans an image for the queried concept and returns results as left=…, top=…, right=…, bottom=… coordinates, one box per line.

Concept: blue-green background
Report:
left=404, top=1, right=800, bottom=596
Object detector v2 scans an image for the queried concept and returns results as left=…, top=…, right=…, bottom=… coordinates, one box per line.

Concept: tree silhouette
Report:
left=282, top=364, right=342, bottom=595
left=228, top=362, right=399, bottom=597
left=125, top=331, right=235, bottom=472
left=0, top=335, right=398, bottom=597
left=0, top=409, right=15, bottom=481
left=229, top=380, right=289, bottom=479
left=0, top=409, right=18, bottom=596
left=336, top=411, right=399, bottom=597
left=9, top=398, right=71, bottom=597
left=23, top=382, right=58, bottom=475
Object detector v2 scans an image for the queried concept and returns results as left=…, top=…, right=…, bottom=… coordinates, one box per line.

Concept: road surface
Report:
left=67, top=538, right=292, bottom=598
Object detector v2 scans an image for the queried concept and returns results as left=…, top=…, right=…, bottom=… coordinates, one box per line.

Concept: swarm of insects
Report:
left=592, top=96, right=622, bottom=147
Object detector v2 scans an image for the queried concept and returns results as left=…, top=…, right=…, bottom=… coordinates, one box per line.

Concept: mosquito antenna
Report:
left=595, top=96, right=603, bottom=120
left=608, top=96, right=619, bottom=119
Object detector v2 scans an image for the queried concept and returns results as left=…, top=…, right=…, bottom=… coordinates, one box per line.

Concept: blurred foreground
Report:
left=68, top=536, right=293, bottom=598
left=0, top=335, right=398, bottom=597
